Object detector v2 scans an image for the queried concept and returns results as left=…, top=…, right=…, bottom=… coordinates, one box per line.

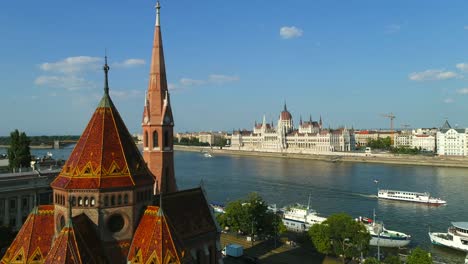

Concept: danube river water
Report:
left=3, top=147, right=467, bottom=262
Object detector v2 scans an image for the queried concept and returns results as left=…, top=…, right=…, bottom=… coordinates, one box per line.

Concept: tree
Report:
left=7, top=129, right=31, bottom=172
left=406, top=247, right=432, bottom=264
left=383, top=255, right=402, bottom=264
left=364, top=257, right=380, bottom=264
left=308, top=213, right=371, bottom=263
left=218, top=193, right=284, bottom=239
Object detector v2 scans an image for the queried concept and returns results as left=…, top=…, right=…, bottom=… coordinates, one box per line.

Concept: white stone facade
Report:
left=437, top=120, right=467, bottom=156
left=230, top=105, right=355, bottom=153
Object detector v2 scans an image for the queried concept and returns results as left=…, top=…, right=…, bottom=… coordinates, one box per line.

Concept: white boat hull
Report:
left=429, top=232, right=468, bottom=252
left=370, top=235, right=411, bottom=248
left=378, top=189, right=446, bottom=205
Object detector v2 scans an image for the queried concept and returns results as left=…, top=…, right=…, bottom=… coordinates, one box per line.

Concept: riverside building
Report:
left=437, top=120, right=467, bottom=156
left=230, top=104, right=355, bottom=153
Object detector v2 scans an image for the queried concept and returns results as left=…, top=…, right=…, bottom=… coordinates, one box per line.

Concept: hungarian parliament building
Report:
left=230, top=104, right=355, bottom=153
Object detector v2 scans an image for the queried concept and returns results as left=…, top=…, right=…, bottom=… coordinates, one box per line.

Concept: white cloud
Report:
left=180, top=78, right=206, bottom=86
left=34, top=75, right=95, bottom=91
left=456, top=88, right=468, bottom=94
left=456, top=63, right=468, bottom=72
left=39, top=56, right=101, bottom=74
left=110, top=89, right=143, bottom=99
left=385, top=24, right=401, bottom=34
left=113, top=59, right=145, bottom=68
left=444, top=98, right=454, bottom=103
left=177, top=74, right=240, bottom=89
left=408, top=69, right=458, bottom=81
left=208, top=74, right=240, bottom=84
left=280, top=26, right=303, bottom=39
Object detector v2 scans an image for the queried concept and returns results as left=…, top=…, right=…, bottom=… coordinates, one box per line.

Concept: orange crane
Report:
left=381, top=113, right=396, bottom=145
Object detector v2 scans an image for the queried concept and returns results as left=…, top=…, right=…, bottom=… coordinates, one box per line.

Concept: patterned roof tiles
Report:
left=1, top=205, right=55, bottom=264
left=51, top=94, right=154, bottom=190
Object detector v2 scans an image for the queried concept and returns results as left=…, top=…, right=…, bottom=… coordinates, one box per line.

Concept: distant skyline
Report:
left=2, top=1, right=468, bottom=136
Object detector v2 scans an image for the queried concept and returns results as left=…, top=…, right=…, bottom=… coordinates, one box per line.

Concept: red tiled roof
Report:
left=44, top=224, right=82, bottom=264
left=1, top=205, right=55, bottom=264
left=128, top=206, right=184, bottom=264
left=280, top=111, right=292, bottom=120
left=51, top=94, right=154, bottom=190
left=156, top=188, right=218, bottom=242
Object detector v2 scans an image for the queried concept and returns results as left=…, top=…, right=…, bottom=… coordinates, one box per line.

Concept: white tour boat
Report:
left=203, top=152, right=213, bottom=158
left=429, top=222, right=468, bottom=252
left=282, top=197, right=326, bottom=232
left=357, top=216, right=411, bottom=248
left=378, top=189, right=446, bottom=205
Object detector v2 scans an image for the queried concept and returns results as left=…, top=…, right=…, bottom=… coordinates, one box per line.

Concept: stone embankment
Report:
left=174, top=145, right=468, bottom=168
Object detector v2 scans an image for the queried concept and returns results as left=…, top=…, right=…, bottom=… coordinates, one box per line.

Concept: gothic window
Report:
left=118, top=195, right=122, bottom=205
left=84, top=197, right=89, bottom=206
left=144, top=131, right=148, bottom=148
left=111, top=195, right=116, bottom=206
left=124, top=194, right=129, bottom=204
left=164, top=130, right=169, bottom=148
left=78, top=197, right=83, bottom=206
left=153, top=131, right=159, bottom=148
left=90, top=197, right=95, bottom=206
left=104, top=196, right=109, bottom=207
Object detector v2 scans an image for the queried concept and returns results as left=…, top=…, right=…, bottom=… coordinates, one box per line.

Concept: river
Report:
left=1, top=147, right=467, bottom=262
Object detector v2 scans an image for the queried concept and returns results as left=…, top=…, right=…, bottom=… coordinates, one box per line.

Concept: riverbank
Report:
left=0, top=145, right=53, bottom=149
left=174, top=145, right=468, bottom=168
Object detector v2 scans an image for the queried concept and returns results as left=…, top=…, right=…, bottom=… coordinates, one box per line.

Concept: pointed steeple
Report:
left=299, top=115, right=303, bottom=126
left=319, top=115, right=323, bottom=127
left=262, top=115, right=266, bottom=127
left=103, top=56, right=110, bottom=95
left=143, top=0, right=177, bottom=194
left=284, top=101, right=287, bottom=111
left=309, top=114, right=312, bottom=123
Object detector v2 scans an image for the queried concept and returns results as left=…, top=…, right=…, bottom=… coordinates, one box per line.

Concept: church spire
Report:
left=143, top=0, right=177, bottom=194
left=103, top=56, right=110, bottom=95
left=155, top=1, right=161, bottom=26
left=284, top=101, right=287, bottom=111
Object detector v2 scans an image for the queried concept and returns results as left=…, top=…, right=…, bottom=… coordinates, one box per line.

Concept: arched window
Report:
left=164, top=130, right=169, bottom=148
left=153, top=131, right=159, bottom=148
left=124, top=194, right=129, bottom=204
left=84, top=197, right=89, bottom=206
left=118, top=195, right=122, bottom=205
left=104, top=196, right=109, bottom=207
left=111, top=195, right=116, bottom=206
left=90, top=197, right=95, bottom=206
left=71, top=196, right=76, bottom=206
left=78, top=197, right=83, bottom=206
left=144, top=131, right=148, bottom=148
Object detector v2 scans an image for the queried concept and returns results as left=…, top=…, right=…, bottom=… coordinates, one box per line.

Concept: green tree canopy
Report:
left=364, top=257, right=380, bottom=264
left=383, top=255, right=402, bottom=264
left=217, top=193, right=285, bottom=238
left=308, top=213, right=371, bottom=263
left=406, top=247, right=432, bottom=264
left=7, top=129, right=31, bottom=172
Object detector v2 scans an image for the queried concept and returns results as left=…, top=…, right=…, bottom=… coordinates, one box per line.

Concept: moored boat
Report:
left=429, top=222, right=468, bottom=252
left=357, top=216, right=411, bottom=248
left=378, top=189, right=446, bottom=205
left=282, top=196, right=326, bottom=232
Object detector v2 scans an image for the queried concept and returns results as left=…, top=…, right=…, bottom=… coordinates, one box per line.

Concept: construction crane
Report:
left=381, top=113, right=396, bottom=145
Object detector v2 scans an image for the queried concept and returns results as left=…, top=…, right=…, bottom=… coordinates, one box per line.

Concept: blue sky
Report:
left=2, top=0, right=468, bottom=136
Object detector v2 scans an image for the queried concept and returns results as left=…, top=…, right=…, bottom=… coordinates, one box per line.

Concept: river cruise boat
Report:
left=282, top=203, right=326, bottom=232
left=429, top=222, right=468, bottom=252
left=357, top=216, right=411, bottom=248
left=378, top=189, right=446, bottom=205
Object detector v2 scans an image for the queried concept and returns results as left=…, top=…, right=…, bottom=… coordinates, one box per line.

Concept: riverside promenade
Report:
left=174, top=145, right=468, bottom=168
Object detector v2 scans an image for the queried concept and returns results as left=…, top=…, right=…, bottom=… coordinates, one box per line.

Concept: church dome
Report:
left=280, top=102, right=292, bottom=120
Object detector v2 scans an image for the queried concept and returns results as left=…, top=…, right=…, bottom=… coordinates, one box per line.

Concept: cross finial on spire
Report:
left=155, top=1, right=161, bottom=26
left=103, top=55, right=110, bottom=95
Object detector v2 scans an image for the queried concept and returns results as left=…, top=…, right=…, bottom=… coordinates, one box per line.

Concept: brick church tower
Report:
left=142, top=1, right=177, bottom=194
